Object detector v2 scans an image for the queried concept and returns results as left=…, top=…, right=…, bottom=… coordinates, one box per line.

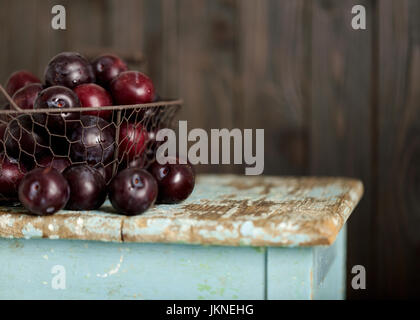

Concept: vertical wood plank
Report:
left=107, top=0, right=144, bottom=51
left=107, top=0, right=145, bottom=72
left=238, top=0, right=311, bottom=176
left=174, top=0, right=240, bottom=174
left=310, top=0, right=374, bottom=299
left=176, top=0, right=238, bottom=129
left=0, top=0, right=11, bottom=104
left=66, top=0, right=106, bottom=52
left=141, top=0, right=164, bottom=93
left=161, top=0, right=179, bottom=98
left=0, top=0, right=41, bottom=83
left=376, top=0, right=420, bottom=298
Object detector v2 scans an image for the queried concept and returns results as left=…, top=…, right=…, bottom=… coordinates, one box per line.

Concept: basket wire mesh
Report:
left=0, top=84, right=181, bottom=203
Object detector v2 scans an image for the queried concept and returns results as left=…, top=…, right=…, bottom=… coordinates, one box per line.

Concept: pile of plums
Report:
left=0, top=52, right=194, bottom=216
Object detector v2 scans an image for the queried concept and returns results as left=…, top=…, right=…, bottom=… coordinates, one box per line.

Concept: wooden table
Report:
left=0, top=174, right=363, bottom=300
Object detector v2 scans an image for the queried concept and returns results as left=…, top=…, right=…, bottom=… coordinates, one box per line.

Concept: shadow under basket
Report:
left=0, top=84, right=182, bottom=203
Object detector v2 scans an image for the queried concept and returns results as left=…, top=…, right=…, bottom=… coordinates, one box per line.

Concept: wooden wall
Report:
left=0, top=0, right=419, bottom=299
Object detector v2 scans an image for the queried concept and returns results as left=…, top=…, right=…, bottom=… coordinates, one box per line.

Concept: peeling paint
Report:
left=22, top=223, right=42, bottom=239
left=96, top=255, right=124, bottom=278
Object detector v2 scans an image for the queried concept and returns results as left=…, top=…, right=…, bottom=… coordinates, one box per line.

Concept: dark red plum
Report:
left=123, top=129, right=161, bottom=169
left=44, top=52, right=95, bottom=89
left=49, top=135, right=71, bottom=157
left=36, top=155, right=71, bottom=173
left=63, top=165, right=107, bottom=210
left=118, top=122, right=147, bottom=162
left=92, top=54, right=128, bottom=87
left=149, top=157, right=195, bottom=204
left=5, top=71, right=41, bottom=96
left=145, top=128, right=163, bottom=156
left=0, top=123, right=6, bottom=137
left=12, top=83, right=43, bottom=110
left=0, top=153, right=27, bottom=202
left=94, top=163, right=114, bottom=183
left=125, top=157, right=147, bottom=169
left=109, top=168, right=157, bottom=215
left=4, top=115, right=49, bottom=161
left=110, top=71, right=155, bottom=105
left=0, top=123, right=6, bottom=151
left=33, top=85, right=81, bottom=134
left=74, top=83, right=113, bottom=120
left=18, top=167, right=70, bottom=216
left=69, top=115, right=115, bottom=165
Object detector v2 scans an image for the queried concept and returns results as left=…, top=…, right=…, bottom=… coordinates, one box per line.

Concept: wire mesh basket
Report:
left=0, top=84, right=181, bottom=203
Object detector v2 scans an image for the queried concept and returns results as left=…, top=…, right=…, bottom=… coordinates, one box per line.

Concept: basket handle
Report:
left=0, top=84, right=23, bottom=111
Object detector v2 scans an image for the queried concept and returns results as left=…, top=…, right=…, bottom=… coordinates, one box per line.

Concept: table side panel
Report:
left=312, top=226, right=347, bottom=299
left=0, top=239, right=265, bottom=300
left=266, top=246, right=313, bottom=300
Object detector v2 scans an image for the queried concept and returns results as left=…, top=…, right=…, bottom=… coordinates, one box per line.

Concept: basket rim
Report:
left=0, top=99, right=183, bottom=114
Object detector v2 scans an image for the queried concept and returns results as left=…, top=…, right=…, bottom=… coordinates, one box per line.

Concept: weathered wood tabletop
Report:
left=0, top=175, right=363, bottom=247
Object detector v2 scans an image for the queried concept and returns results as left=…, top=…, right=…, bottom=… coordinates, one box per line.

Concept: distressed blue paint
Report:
left=266, top=227, right=347, bottom=300
left=21, top=223, right=43, bottom=239
left=312, top=227, right=347, bottom=299
left=0, top=239, right=265, bottom=300
left=266, top=247, right=313, bottom=299
left=0, top=231, right=346, bottom=300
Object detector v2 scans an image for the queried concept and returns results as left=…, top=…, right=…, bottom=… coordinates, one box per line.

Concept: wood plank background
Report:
left=0, top=0, right=419, bottom=299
